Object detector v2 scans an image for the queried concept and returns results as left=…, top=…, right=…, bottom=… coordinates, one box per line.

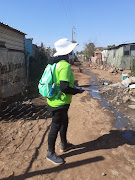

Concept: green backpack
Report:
left=38, top=63, right=57, bottom=98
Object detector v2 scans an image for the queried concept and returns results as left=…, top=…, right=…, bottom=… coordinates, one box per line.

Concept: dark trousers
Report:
left=48, top=108, right=69, bottom=153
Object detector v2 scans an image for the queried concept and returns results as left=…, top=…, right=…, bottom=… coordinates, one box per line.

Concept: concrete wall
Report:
left=0, top=26, right=26, bottom=100
left=0, top=47, right=26, bottom=98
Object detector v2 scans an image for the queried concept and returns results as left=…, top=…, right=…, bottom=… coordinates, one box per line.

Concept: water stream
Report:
left=85, top=70, right=135, bottom=142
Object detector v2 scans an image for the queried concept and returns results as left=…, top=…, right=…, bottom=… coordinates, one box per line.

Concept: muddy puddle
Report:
left=84, top=70, right=135, bottom=143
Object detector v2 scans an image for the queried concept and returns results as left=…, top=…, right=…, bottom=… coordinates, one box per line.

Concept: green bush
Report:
left=28, top=50, right=48, bottom=95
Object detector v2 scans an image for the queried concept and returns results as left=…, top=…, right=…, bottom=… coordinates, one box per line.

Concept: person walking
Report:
left=46, top=38, right=83, bottom=164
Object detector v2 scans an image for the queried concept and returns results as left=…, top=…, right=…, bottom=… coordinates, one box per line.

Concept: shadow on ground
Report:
left=61, top=130, right=135, bottom=159
left=1, top=156, right=104, bottom=180
left=0, top=100, right=51, bottom=122
left=1, top=130, right=135, bottom=180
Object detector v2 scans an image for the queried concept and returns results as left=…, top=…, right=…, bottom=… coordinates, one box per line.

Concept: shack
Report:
left=0, top=22, right=27, bottom=103
left=107, top=43, right=135, bottom=69
left=91, top=49, right=102, bottom=65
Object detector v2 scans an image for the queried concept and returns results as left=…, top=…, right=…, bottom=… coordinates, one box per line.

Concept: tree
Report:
left=83, top=42, right=95, bottom=60
left=28, top=45, right=48, bottom=95
left=96, top=47, right=106, bottom=51
left=107, top=44, right=116, bottom=49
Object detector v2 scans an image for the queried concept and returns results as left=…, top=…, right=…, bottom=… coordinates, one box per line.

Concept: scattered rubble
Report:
left=128, top=105, right=135, bottom=110
left=130, top=97, right=135, bottom=102
left=122, top=96, right=130, bottom=103
left=108, top=67, right=116, bottom=73
left=102, top=172, right=107, bottom=176
left=122, top=77, right=135, bottom=87
left=99, top=76, right=135, bottom=122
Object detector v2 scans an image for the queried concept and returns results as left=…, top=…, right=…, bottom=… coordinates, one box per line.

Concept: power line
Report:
left=57, top=0, right=75, bottom=41
left=58, top=0, right=73, bottom=26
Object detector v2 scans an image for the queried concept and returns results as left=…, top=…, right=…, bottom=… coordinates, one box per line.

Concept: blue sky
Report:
left=0, top=0, right=135, bottom=51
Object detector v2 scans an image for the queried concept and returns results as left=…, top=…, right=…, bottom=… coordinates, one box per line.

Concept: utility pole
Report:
left=72, top=26, right=77, bottom=56
left=72, top=26, right=74, bottom=42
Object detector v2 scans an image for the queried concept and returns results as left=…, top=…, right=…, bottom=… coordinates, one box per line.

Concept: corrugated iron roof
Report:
left=108, top=43, right=135, bottom=50
left=0, top=22, right=27, bottom=35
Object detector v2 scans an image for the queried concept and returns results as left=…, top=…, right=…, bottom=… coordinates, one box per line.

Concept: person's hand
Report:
left=78, top=89, right=84, bottom=93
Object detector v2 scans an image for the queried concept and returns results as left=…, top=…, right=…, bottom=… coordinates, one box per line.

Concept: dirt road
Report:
left=0, top=63, right=135, bottom=180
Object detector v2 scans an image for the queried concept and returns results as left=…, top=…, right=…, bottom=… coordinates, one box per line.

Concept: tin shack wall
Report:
left=0, top=26, right=26, bottom=99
